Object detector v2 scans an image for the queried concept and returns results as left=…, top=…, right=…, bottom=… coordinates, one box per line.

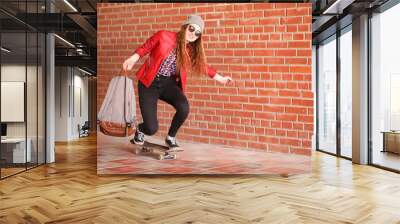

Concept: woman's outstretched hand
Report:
left=122, top=54, right=140, bottom=71
left=220, top=76, right=233, bottom=85
left=213, top=73, right=233, bottom=85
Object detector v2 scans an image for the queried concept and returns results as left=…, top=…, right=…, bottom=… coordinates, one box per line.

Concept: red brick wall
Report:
left=97, top=3, right=313, bottom=155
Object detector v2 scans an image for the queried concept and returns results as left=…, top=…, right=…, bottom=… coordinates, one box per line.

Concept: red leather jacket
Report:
left=134, top=30, right=217, bottom=92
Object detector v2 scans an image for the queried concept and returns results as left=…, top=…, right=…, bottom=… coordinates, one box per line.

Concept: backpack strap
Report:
left=120, top=69, right=137, bottom=137
left=120, top=69, right=129, bottom=136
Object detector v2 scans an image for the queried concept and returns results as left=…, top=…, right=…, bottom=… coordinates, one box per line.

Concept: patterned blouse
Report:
left=156, top=48, right=177, bottom=77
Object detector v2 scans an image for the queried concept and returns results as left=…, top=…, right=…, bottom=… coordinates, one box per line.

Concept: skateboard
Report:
left=133, top=141, right=183, bottom=160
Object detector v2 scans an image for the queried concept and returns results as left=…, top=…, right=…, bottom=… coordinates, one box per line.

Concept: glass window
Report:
left=0, top=0, right=46, bottom=179
left=371, top=3, right=400, bottom=171
left=340, top=27, right=352, bottom=158
left=317, top=36, right=337, bottom=154
left=27, top=31, right=38, bottom=169
left=1, top=31, right=28, bottom=178
left=26, top=0, right=38, bottom=168
left=38, top=32, right=45, bottom=165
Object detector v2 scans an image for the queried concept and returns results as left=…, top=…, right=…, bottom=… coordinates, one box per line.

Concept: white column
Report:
left=45, top=0, right=55, bottom=163
left=46, top=32, right=55, bottom=163
left=352, top=14, right=369, bottom=164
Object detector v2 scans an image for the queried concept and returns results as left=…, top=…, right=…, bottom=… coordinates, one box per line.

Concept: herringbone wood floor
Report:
left=1, top=135, right=400, bottom=224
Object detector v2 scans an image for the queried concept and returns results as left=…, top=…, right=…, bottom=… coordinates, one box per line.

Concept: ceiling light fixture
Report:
left=54, top=34, right=75, bottom=48
left=63, top=0, right=78, bottom=12
left=78, top=67, right=93, bottom=76
left=1, top=47, right=11, bottom=53
left=322, top=0, right=355, bottom=15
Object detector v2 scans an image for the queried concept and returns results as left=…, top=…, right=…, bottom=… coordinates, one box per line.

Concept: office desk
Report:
left=1, top=138, right=31, bottom=163
left=381, top=131, right=400, bottom=154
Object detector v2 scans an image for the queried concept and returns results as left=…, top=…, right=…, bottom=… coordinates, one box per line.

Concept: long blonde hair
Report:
left=176, top=24, right=206, bottom=76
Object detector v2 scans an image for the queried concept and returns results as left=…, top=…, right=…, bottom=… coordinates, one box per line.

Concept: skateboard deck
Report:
left=133, top=141, right=183, bottom=160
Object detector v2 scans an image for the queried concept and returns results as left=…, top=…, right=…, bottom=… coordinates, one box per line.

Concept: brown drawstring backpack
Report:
left=98, top=71, right=136, bottom=137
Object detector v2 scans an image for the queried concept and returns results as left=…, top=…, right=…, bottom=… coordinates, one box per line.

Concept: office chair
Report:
left=79, top=121, right=90, bottom=138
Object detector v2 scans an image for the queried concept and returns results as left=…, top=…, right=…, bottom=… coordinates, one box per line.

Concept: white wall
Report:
left=1, top=65, right=39, bottom=138
left=71, top=72, right=89, bottom=138
left=54, top=67, right=89, bottom=141
left=1, top=64, right=46, bottom=163
left=1, top=65, right=25, bottom=139
left=55, top=66, right=69, bottom=141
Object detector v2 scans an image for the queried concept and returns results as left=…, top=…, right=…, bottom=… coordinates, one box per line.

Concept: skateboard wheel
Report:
left=134, top=148, right=140, bottom=154
left=158, top=154, right=164, bottom=160
left=163, top=154, right=176, bottom=160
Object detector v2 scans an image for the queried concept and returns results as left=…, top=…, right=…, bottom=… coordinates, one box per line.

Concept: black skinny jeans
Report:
left=137, top=75, right=189, bottom=137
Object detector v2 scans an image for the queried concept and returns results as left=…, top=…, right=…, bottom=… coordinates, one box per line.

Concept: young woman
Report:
left=123, top=14, right=233, bottom=150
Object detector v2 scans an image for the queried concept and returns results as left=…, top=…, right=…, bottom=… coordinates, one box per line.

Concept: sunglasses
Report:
left=188, top=25, right=201, bottom=37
